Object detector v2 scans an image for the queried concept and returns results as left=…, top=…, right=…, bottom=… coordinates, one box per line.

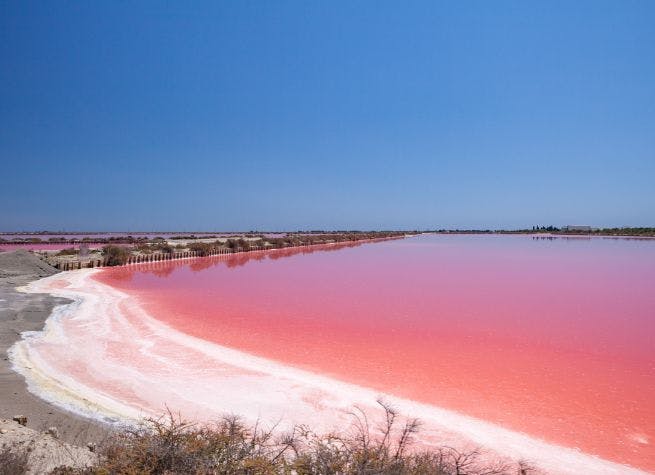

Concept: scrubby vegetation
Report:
left=102, top=245, right=131, bottom=266
left=150, top=242, right=174, bottom=254
left=42, top=403, right=535, bottom=475
left=55, top=248, right=80, bottom=256
left=37, top=232, right=414, bottom=268
left=187, top=242, right=215, bottom=256
left=134, top=242, right=174, bottom=254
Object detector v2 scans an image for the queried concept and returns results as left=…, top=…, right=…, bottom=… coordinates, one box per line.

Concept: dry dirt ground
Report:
left=0, top=250, right=109, bottom=451
left=0, top=418, right=98, bottom=474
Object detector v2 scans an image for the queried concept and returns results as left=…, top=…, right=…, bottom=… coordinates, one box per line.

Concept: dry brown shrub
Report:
left=74, top=402, right=536, bottom=475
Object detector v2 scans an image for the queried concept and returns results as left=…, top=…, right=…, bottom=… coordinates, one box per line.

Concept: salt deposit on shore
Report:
left=8, top=268, right=646, bottom=475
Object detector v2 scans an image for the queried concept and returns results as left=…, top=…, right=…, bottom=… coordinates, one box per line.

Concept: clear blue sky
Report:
left=1, top=1, right=654, bottom=231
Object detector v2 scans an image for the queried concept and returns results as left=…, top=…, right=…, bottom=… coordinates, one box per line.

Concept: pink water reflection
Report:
left=0, top=243, right=134, bottom=251
left=96, top=235, right=655, bottom=471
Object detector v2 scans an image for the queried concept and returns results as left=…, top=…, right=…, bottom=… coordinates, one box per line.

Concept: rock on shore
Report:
left=0, top=418, right=97, bottom=474
left=0, top=250, right=109, bottom=450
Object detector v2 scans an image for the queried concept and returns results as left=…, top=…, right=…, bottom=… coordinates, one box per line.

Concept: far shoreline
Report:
left=2, top=230, right=654, bottom=254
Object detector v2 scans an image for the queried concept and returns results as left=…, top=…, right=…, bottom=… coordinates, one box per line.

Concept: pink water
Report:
left=0, top=243, right=139, bottom=251
left=87, top=235, right=654, bottom=470
left=0, top=243, right=99, bottom=251
left=0, top=232, right=226, bottom=240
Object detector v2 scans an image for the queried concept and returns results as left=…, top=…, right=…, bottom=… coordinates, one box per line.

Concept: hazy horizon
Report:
left=0, top=224, right=651, bottom=234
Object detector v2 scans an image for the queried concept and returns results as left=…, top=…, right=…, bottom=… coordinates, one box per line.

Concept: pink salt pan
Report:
left=13, top=235, right=655, bottom=473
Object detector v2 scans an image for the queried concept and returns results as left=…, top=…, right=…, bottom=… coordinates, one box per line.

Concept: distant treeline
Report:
left=1, top=231, right=416, bottom=245
left=559, top=227, right=655, bottom=236
left=0, top=236, right=152, bottom=244
left=5, top=227, right=654, bottom=245
left=430, top=227, right=655, bottom=237
left=527, top=226, right=655, bottom=236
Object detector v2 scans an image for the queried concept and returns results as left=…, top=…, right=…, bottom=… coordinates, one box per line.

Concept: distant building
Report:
left=563, top=225, right=592, bottom=232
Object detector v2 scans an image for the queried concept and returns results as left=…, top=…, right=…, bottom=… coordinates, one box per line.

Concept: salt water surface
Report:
left=10, top=234, right=655, bottom=473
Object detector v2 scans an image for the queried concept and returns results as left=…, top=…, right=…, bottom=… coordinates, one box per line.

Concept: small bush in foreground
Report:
left=56, top=402, right=537, bottom=475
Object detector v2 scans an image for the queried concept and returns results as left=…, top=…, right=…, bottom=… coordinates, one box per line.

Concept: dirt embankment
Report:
left=0, top=250, right=108, bottom=456
left=0, top=249, right=59, bottom=285
left=1, top=418, right=97, bottom=474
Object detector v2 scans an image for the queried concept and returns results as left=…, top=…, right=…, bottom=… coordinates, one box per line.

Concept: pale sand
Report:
left=0, top=418, right=98, bottom=473
left=0, top=250, right=108, bottom=445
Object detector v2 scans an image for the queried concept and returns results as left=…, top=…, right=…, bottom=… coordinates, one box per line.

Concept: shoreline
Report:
left=3, top=232, right=655, bottom=253
left=9, top=266, right=647, bottom=474
left=0, top=251, right=109, bottom=445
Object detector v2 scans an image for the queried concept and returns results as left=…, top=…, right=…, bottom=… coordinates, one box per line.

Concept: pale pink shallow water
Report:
left=11, top=235, right=655, bottom=472
left=0, top=243, right=110, bottom=251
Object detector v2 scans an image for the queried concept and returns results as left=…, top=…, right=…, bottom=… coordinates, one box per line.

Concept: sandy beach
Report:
left=0, top=250, right=108, bottom=445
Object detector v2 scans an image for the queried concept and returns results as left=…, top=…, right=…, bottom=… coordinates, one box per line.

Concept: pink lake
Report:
left=49, top=235, right=655, bottom=470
